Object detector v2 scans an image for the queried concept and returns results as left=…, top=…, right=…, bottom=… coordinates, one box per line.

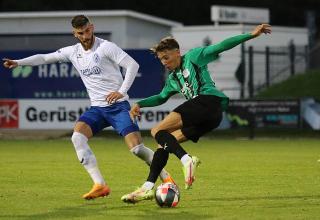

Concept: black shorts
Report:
left=173, top=95, right=223, bottom=143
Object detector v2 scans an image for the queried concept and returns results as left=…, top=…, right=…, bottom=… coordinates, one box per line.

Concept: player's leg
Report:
left=71, top=108, right=110, bottom=200
left=105, top=101, right=174, bottom=185
left=172, top=95, right=223, bottom=188
left=149, top=95, right=221, bottom=190
left=121, top=113, right=187, bottom=203
left=122, top=96, right=222, bottom=202
left=143, top=112, right=187, bottom=184
left=124, top=131, right=175, bottom=184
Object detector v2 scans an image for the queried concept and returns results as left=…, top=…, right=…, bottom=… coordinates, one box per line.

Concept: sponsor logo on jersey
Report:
left=80, top=66, right=102, bottom=76
left=93, top=53, right=100, bottom=63
left=182, top=69, right=190, bottom=78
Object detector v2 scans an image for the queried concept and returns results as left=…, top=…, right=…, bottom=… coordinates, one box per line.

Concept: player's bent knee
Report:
left=71, top=132, right=80, bottom=146
left=151, top=127, right=160, bottom=138
left=154, top=130, right=177, bottom=153
left=73, top=122, right=93, bottom=138
left=154, top=130, right=166, bottom=145
left=71, top=132, right=97, bottom=168
left=71, top=132, right=88, bottom=147
left=124, top=132, right=142, bottom=149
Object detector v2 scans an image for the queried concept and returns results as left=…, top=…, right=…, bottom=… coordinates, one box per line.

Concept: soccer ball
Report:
left=155, top=182, right=180, bottom=207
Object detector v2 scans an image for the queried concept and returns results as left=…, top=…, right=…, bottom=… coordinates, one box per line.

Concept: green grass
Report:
left=256, top=70, right=320, bottom=99
left=0, top=137, right=320, bottom=220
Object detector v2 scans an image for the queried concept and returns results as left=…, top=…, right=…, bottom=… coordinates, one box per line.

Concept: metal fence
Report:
left=309, top=43, right=320, bottom=70
left=243, top=43, right=309, bottom=98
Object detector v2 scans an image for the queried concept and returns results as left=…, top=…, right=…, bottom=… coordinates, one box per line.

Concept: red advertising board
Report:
left=0, top=100, right=18, bottom=128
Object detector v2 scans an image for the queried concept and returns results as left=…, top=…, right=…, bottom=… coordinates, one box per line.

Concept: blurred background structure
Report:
left=0, top=0, right=319, bottom=137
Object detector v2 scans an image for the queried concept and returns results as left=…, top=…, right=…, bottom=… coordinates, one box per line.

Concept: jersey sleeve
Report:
left=52, top=46, right=73, bottom=62
left=102, top=41, right=128, bottom=64
left=137, top=78, right=178, bottom=107
left=187, top=33, right=254, bottom=66
left=15, top=53, right=59, bottom=66
left=118, top=55, right=139, bottom=95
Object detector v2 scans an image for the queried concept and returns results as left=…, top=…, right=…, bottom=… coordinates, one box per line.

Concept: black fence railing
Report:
left=309, top=42, right=320, bottom=70
left=244, top=43, right=308, bottom=98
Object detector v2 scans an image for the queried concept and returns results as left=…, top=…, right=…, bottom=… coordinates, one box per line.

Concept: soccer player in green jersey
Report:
left=121, top=24, right=272, bottom=203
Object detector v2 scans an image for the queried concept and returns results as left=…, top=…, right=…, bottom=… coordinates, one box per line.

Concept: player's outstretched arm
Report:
left=190, top=24, right=272, bottom=66
left=3, top=53, right=62, bottom=68
left=251, top=24, right=272, bottom=38
left=2, top=58, right=18, bottom=69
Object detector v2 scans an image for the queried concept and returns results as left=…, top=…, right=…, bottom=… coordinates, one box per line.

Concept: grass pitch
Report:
left=0, top=137, right=319, bottom=220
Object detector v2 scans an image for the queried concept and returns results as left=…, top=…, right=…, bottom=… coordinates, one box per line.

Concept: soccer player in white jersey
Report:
left=2, top=15, right=174, bottom=200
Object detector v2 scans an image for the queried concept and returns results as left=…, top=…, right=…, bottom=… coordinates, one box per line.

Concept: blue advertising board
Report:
left=0, top=50, right=163, bottom=99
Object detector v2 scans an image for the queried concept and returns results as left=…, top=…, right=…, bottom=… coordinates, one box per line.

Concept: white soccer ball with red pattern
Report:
left=155, top=182, right=180, bottom=207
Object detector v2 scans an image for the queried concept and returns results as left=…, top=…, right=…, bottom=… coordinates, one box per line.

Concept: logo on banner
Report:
left=12, top=66, right=33, bottom=78
left=0, top=100, right=19, bottom=128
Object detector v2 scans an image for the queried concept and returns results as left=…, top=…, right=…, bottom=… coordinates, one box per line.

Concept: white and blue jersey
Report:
left=53, top=37, right=130, bottom=107
left=15, top=37, right=139, bottom=136
left=53, top=37, right=139, bottom=135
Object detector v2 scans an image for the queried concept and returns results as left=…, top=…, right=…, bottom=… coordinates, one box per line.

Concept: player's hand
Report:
left=130, top=103, right=141, bottom=122
left=251, top=24, right=272, bottom=37
left=2, top=58, right=18, bottom=69
left=106, top=91, right=124, bottom=104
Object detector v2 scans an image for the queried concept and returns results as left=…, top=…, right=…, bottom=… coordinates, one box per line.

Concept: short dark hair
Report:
left=150, top=36, right=180, bottom=54
left=71, top=15, right=90, bottom=28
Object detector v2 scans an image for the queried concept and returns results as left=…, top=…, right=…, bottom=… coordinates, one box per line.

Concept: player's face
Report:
left=73, top=23, right=94, bottom=50
left=157, top=49, right=181, bottom=71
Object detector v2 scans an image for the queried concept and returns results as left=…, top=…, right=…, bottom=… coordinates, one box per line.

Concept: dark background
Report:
left=0, top=0, right=319, bottom=37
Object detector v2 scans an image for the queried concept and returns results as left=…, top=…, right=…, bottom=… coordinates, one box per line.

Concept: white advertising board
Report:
left=17, top=99, right=184, bottom=130
left=211, top=5, right=269, bottom=24
left=19, top=99, right=90, bottom=129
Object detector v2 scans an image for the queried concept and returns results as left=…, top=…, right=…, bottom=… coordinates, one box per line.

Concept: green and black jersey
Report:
left=137, top=33, right=254, bottom=111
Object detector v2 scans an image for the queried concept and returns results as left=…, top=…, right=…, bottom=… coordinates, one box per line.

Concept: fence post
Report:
left=305, top=45, right=310, bottom=70
left=240, top=43, right=246, bottom=98
left=289, top=42, right=295, bottom=76
left=248, top=46, right=254, bottom=98
left=265, top=46, right=270, bottom=87
left=249, top=112, right=255, bottom=139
